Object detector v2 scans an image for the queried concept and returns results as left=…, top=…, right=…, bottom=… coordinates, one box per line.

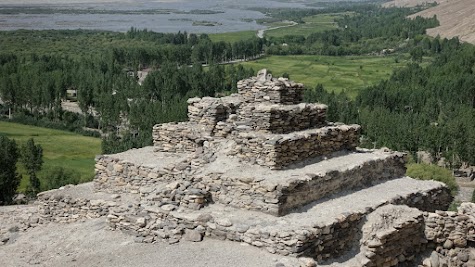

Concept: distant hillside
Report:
left=409, top=0, right=475, bottom=44
left=384, top=0, right=475, bottom=45
left=383, top=0, right=445, bottom=8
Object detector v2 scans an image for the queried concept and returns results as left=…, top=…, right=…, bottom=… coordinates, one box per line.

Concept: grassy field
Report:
left=264, top=13, right=348, bottom=38
left=0, top=121, right=101, bottom=191
left=239, top=54, right=416, bottom=98
left=209, top=30, right=257, bottom=43
left=209, top=12, right=351, bottom=42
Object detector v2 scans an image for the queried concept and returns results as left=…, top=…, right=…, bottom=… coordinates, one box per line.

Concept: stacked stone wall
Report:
left=421, top=202, right=475, bottom=266
left=94, top=154, right=188, bottom=193
left=37, top=194, right=117, bottom=223
left=106, top=202, right=365, bottom=259
left=152, top=122, right=201, bottom=153
left=95, top=148, right=406, bottom=216
left=230, top=124, right=361, bottom=169
left=424, top=205, right=475, bottom=246
left=359, top=205, right=426, bottom=267
left=237, top=77, right=305, bottom=105
left=206, top=152, right=406, bottom=216
left=238, top=103, right=327, bottom=134
left=106, top=185, right=451, bottom=261
left=187, top=96, right=241, bottom=134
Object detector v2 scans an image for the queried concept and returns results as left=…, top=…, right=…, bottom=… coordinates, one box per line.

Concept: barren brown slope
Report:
left=383, top=0, right=445, bottom=8
left=385, top=0, right=475, bottom=44
left=408, top=0, right=475, bottom=44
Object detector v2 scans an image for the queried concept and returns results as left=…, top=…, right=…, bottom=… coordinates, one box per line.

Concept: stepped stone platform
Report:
left=22, top=70, right=475, bottom=266
left=30, top=177, right=451, bottom=263
left=92, top=70, right=458, bottom=265
left=96, top=145, right=408, bottom=216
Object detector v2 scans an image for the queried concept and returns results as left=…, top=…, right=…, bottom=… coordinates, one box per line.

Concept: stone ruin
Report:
left=5, top=70, right=475, bottom=267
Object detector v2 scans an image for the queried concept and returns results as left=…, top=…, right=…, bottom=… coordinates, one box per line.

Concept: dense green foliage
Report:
left=357, top=39, right=475, bottom=165
left=406, top=163, right=458, bottom=195
left=0, top=4, right=472, bottom=170
left=41, top=167, right=81, bottom=191
left=305, top=37, right=475, bottom=166
left=0, top=29, right=263, bottom=63
left=0, top=136, right=20, bottom=205
left=265, top=7, right=438, bottom=56
left=0, top=29, right=259, bottom=153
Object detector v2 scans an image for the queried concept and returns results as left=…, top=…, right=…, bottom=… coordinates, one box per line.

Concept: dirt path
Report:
left=455, top=176, right=475, bottom=202
left=257, top=21, right=298, bottom=39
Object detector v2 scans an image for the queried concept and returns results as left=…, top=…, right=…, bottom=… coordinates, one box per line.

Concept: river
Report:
left=0, top=0, right=309, bottom=33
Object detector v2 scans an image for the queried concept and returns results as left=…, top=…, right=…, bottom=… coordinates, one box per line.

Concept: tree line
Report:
left=305, top=37, right=475, bottom=166
left=0, top=29, right=260, bottom=152
left=0, top=137, right=42, bottom=204
left=1, top=3, right=473, bottom=168
left=265, top=6, right=438, bottom=56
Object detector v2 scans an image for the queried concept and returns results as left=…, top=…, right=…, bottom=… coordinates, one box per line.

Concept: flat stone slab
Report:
left=37, top=182, right=139, bottom=203
left=206, top=149, right=402, bottom=185
left=104, top=146, right=187, bottom=169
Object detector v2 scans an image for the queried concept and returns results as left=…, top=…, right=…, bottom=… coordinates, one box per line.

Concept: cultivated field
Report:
left=264, top=13, right=345, bottom=38
left=0, top=121, right=101, bottom=191
left=239, top=54, right=416, bottom=97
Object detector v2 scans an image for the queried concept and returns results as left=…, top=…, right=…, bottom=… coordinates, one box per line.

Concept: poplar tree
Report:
left=0, top=136, right=20, bottom=205
left=20, top=138, right=43, bottom=197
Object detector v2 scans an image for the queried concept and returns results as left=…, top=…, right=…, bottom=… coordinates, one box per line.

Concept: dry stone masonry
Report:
left=5, top=70, right=475, bottom=267
left=153, top=69, right=361, bottom=169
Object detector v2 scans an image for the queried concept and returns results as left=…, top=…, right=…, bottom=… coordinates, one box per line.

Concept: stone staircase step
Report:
left=95, top=146, right=409, bottom=217
left=229, top=123, right=360, bottom=169
left=110, top=177, right=451, bottom=262
left=202, top=149, right=407, bottom=216
left=95, top=147, right=190, bottom=193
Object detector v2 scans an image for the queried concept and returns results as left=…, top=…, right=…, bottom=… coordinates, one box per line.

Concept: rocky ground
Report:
left=0, top=217, right=303, bottom=267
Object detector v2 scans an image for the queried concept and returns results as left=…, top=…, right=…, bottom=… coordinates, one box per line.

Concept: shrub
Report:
left=406, top=163, right=458, bottom=195
left=41, top=166, right=81, bottom=191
